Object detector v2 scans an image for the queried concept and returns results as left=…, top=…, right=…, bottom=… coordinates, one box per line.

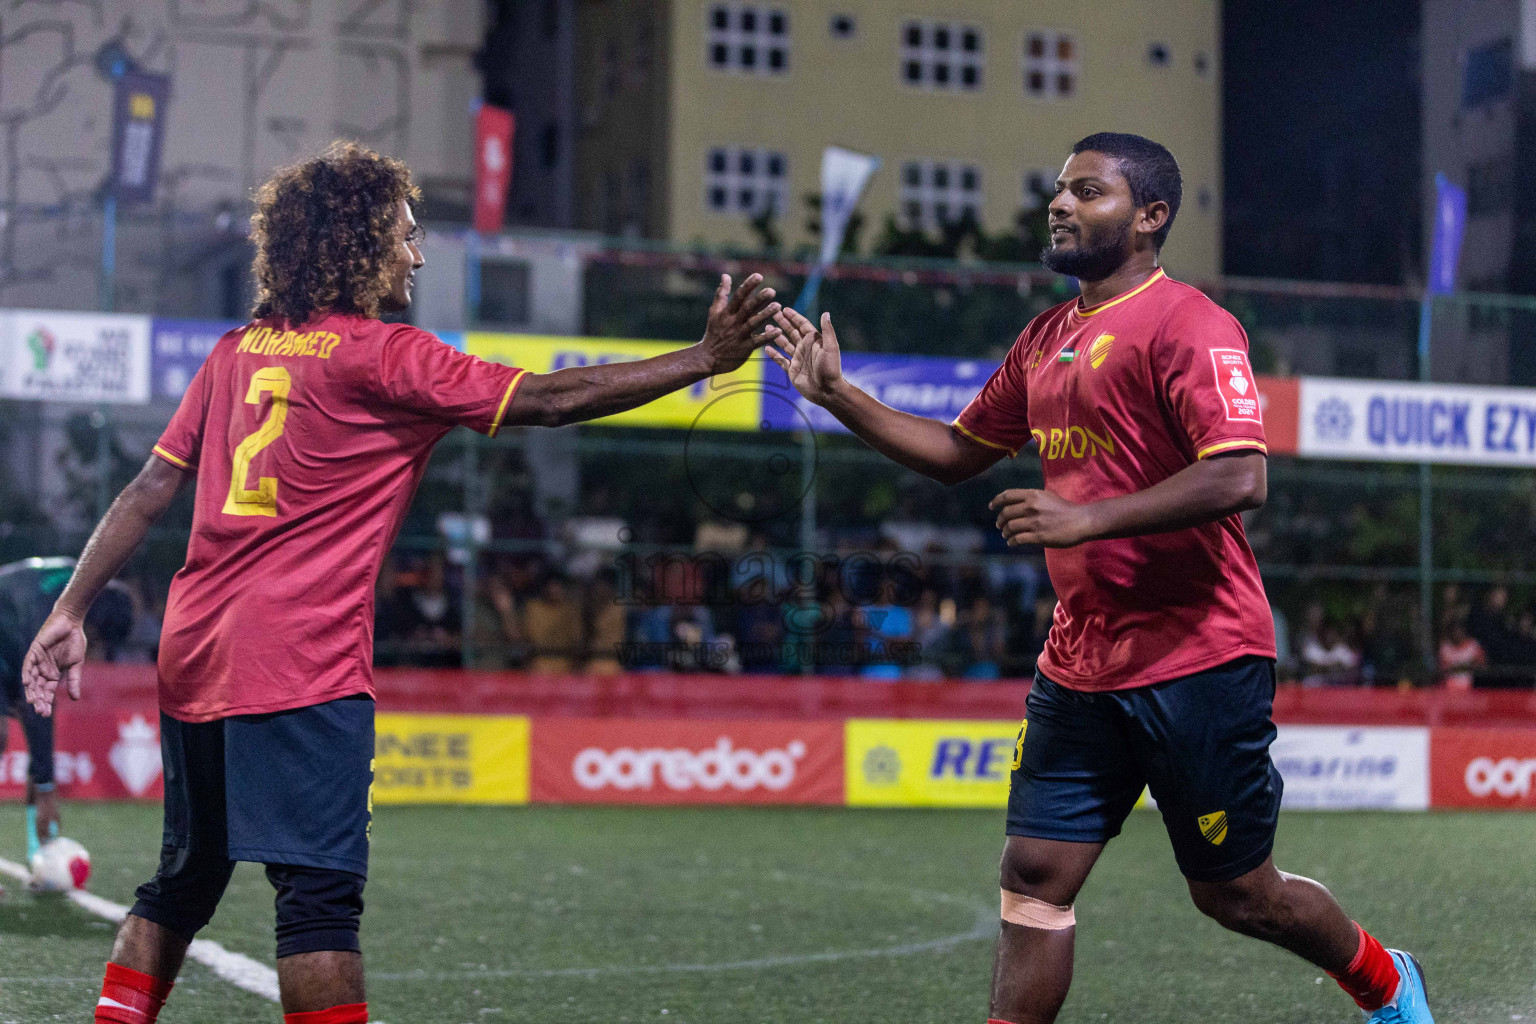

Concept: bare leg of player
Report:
left=108, top=915, right=190, bottom=980
left=1186, top=856, right=1362, bottom=971
left=989, top=836, right=1104, bottom=1024
left=276, top=951, right=365, bottom=1013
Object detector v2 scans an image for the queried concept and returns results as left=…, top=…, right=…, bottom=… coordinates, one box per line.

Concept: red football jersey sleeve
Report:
left=373, top=325, right=527, bottom=436
left=151, top=348, right=220, bottom=471
left=149, top=314, right=526, bottom=722
left=1153, top=298, right=1267, bottom=460
left=951, top=328, right=1039, bottom=456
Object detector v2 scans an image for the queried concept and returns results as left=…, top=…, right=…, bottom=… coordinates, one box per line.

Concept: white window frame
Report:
left=1023, top=30, right=1078, bottom=100
left=706, top=3, right=791, bottom=76
left=899, top=19, right=984, bottom=92
left=899, top=159, right=982, bottom=232
left=705, top=146, right=790, bottom=217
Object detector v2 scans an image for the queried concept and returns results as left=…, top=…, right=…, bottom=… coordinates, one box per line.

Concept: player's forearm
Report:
left=820, top=379, right=989, bottom=485
left=1081, top=453, right=1266, bottom=541
left=513, top=345, right=717, bottom=427
left=54, top=457, right=186, bottom=621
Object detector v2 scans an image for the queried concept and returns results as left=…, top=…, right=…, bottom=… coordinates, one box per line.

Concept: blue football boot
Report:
left=1365, top=950, right=1434, bottom=1024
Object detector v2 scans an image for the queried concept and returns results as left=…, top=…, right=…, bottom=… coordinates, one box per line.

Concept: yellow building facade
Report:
left=577, top=0, right=1222, bottom=277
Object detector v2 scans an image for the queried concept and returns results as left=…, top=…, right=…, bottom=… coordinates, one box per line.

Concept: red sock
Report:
left=95, top=962, right=174, bottom=1024
left=1326, top=922, right=1401, bottom=1011
left=284, top=1004, right=368, bottom=1024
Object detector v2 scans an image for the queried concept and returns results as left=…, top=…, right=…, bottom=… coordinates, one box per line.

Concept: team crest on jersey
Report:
left=1088, top=333, right=1115, bottom=369
left=1198, top=811, right=1229, bottom=846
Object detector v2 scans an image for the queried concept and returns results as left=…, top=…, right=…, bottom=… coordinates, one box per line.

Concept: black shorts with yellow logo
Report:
left=1005, top=655, right=1282, bottom=883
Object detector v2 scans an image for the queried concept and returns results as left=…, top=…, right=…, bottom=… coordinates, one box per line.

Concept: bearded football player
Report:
left=769, top=132, right=1432, bottom=1024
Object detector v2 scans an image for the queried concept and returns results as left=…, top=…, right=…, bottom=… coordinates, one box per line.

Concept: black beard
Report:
left=1041, top=220, right=1135, bottom=282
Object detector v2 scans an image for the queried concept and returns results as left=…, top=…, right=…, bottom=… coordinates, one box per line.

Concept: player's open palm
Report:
left=768, top=308, right=844, bottom=406
left=699, top=273, right=782, bottom=375
left=22, top=610, right=86, bottom=716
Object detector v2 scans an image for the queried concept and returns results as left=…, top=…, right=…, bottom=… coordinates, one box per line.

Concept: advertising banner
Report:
left=1430, top=728, right=1536, bottom=808
left=1270, top=726, right=1429, bottom=810
left=845, top=718, right=1020, bottom=807
left=0, top=310, right=150, bottom=403
left=373, top=713, right=529, bottom=805
left=0, top=711, right=163, bottom=801
left=465, top=334, right=764, bottom=430
left=150, top=318, right=236, bottom=399
left=1428, top=174, right=1468, bottom=296
left=109, top=71, right=171, bottom=206
left=761, top=353, right=995, bottom=434
left=530, top=719, right=844, bottom=804
left=1298, top=377, right=1536, bottom=467
left=473, top=105, right=516, bottom=235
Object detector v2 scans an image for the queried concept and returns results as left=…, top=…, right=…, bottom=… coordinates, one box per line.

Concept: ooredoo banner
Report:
left=530, top=719, right=844, bottom=804
left=1430, top=728, right=1536, bottom=808
left=1, top=711, right=163, bottom=801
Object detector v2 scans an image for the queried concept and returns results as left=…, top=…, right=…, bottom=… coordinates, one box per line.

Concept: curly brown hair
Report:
left=249, top=141, right=421, bottom=325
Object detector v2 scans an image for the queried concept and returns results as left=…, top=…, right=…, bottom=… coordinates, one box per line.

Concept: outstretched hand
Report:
left=699, top=273, right=782, bottom=375
left=21, top=610, right=86, bottom=717
left=766, top=307, right=844, bottom=406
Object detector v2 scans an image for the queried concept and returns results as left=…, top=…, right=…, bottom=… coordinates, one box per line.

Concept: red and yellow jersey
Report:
left=151, top=313, right=526, bottom=722
left=954, top=269, right=1275, bottom=691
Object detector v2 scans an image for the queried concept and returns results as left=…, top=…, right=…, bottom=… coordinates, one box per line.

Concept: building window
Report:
left=900, top=159, right=981, bottom=230
left=1023, top=169, right=1056, bottom=209
left=707, top=3, right=790, bottom=75
left=1462, top=37, right=1513, bottom=109
left=705, top=146, right=789, bottom=215
left=1467, top=157, right=1513, bottom=217
left=830, top=13, right=855, bottom=39
left=1024, top=31, right=1077, bottom=99
left=900, top=20, right=983, bottom=91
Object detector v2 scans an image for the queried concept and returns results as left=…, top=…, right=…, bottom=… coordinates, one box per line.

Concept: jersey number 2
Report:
left=222, top=366, right=291, bottom=517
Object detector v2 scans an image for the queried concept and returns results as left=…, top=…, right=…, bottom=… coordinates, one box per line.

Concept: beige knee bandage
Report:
left=1000, top=889, right=1076, bottom=930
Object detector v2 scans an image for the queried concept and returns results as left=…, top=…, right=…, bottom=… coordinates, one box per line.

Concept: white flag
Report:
left=818, top=147, right=880, bottom=265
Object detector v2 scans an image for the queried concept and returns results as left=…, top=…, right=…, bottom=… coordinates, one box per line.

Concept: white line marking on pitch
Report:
left=372, top=906, right=995, bottom=983
left=0, top=856, right=279, bottom=1002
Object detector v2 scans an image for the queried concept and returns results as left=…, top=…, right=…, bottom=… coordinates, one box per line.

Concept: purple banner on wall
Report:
left=109, top=71, right=171, bottom=205
left=150, top=318, right=237, bottom=399
left=758, top=352, right=999, bottom=434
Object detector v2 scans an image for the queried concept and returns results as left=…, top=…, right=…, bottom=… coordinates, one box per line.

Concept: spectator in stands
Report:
left=584, top=572, right=627, bottom=674
left=908, top=588, right=957, bottom=680
left=406, top=553, right=461, bottom=667
left=373, top=555, right=414, bottom=666
left=1298, top=605, right=1361, bottom=686
left=1437, top=617, right=1485, bottom=691
left=467, top=569, right=524, bottom=670
left=1468, top=585, right=1528, bottom=687
left=1271, top=603, right=1294, bottom=680
left=959, top=594, right=1007, bottom=680
left=521, top=573, right=584, bottom=673
left=857, top=578, right=915, bottom=680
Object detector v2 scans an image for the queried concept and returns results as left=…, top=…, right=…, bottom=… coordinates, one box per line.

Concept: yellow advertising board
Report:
left=463, top=333, right=764, bottom=430
left=374, top=714, right=530, bottom=805
left=845, top=719, right=1021, bottom=808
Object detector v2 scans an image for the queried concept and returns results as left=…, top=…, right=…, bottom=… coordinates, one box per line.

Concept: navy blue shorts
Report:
left=160, top=694, right=374, bottom=875
left=1006, top=656, right=1283, bottom=883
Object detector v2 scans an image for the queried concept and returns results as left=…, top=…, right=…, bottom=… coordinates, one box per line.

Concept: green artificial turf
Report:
left=1, top=804, right=1532, bottom=1023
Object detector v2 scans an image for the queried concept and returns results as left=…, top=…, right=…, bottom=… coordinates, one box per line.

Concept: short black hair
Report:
left=1071, top=132, right=1182, bottom=249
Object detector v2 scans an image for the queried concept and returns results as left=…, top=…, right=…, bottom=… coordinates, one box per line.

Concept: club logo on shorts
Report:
left=1088, top=333, right=1114, bottom=369
left=1012, top=719, right=1028, bottom=771
left=1198, top=811, right=1228, bottom=846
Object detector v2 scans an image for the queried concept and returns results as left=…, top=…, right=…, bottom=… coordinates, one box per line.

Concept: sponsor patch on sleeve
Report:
left=1210, top=348, right=1262, bottom=423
